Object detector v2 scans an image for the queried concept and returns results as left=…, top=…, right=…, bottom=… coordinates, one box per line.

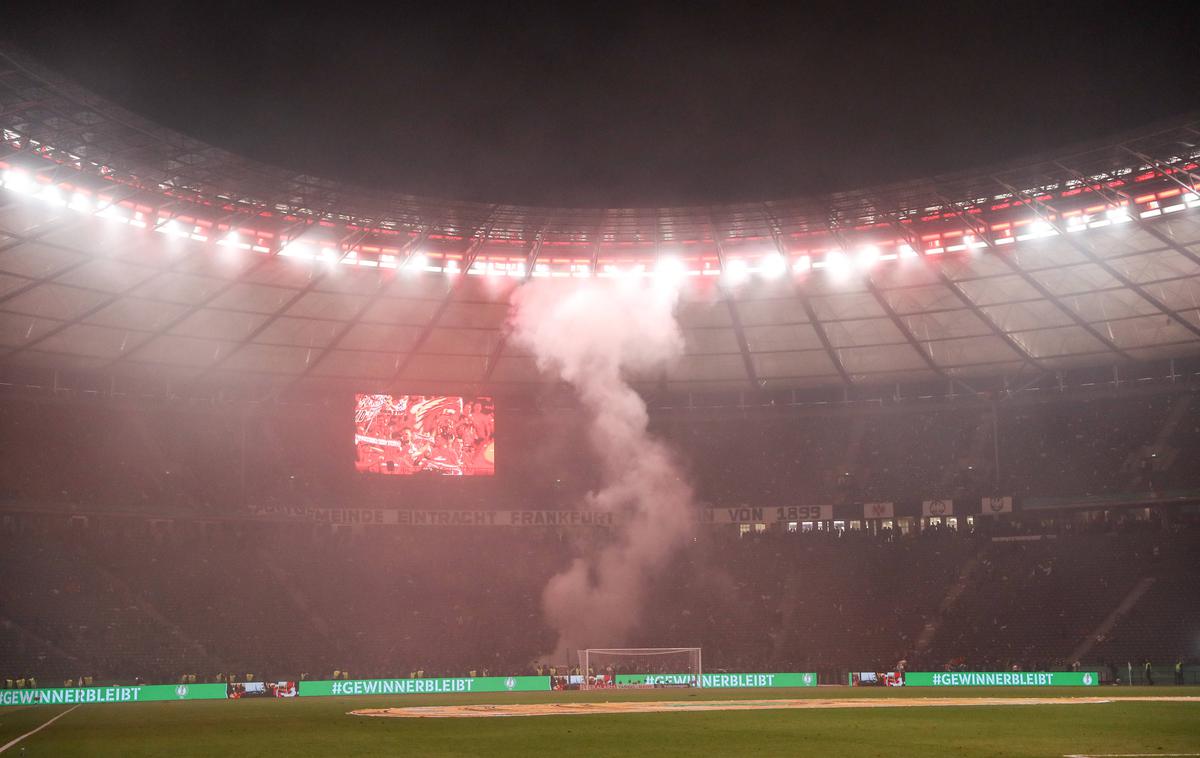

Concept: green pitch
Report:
left=1, top=686, right=1195, bottom=757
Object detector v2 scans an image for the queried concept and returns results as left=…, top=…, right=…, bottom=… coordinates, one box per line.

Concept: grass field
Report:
left=1, top=685, right=1196, bottom=757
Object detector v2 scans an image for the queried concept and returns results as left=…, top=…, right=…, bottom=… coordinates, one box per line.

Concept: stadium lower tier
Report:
left=1, top=521, right=1196, bottom=686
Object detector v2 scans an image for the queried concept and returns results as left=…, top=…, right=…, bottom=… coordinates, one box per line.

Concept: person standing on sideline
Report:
left=1144, top=659, right=1154, bottom=685
left=1176, top=659, right=1184, bottom=685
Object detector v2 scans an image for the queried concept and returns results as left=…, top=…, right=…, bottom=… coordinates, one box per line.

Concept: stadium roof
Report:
left=1, top=47, right=1199, bottom=396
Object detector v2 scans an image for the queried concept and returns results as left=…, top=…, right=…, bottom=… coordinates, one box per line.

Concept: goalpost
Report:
left=578, top=648, right=702, bottom=690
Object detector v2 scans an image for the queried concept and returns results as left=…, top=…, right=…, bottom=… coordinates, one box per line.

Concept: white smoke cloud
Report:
left=509, top=278, right=695, bottom=660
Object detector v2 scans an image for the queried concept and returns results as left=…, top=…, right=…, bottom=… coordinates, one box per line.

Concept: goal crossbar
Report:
left=578, top=647, right=702, bottom=690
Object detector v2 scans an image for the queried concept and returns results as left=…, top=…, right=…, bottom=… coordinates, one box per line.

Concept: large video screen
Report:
left=354, top=394, right=495, bottom=476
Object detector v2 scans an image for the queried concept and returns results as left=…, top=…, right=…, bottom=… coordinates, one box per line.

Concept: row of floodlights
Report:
left=2, top=168, right=1198, bottom=284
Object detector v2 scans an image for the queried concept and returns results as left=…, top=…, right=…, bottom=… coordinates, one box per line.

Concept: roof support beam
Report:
left=709, top=213, right=760, bottom=389
left=825, top=222, right=951, bottom=384
left=2, top=204, right=222, bottom=360
left=0, top=184, right=159, bottom=310
left=1050, top=158, right=1200, bottom=270
left=932, top=191, right=1137, bottom=362
left=281, top=227, right=434, bottom=389
left=386, top=209, right=500, bottom=386
left=104, top=219, right=310, bottom=369
left=587, top=215, right=606, bottom=274
left=885, top=218, right=1048, bottom=373
left=1118, top=145, right=1200, bottom=196
left=991, top=175, right=1200, bottom=342
left=184, top=223, right=361, bottom=381
left=479, top=225, right=547, bottom=386
left=761, top=205, right=852, bottom=386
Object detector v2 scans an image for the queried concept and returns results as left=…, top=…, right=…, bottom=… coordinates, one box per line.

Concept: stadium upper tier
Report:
left=1, top=47, right=1199, bottom=393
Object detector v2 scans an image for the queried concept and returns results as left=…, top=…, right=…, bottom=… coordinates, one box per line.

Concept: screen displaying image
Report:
left=355, top=394, right=495, bottom=476
left=227, top=681, right=299, bottom=699
left=850, top=672, right=905, bottom=687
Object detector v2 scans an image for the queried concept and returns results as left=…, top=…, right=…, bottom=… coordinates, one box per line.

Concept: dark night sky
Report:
left=5, top=3, right=1199, bottom=207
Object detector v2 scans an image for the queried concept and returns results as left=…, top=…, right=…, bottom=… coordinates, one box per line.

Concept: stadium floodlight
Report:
left=823, top=249, right=851, bottom=277
left=655, top=256, right=687, bottom=284
left=95, top=203, right=127, bottom=222
left=578, top=648, right=702, bottom=690
left=40, top=186, right=65, bottom=206
left=1106, top=207, right=1131, bottom=223
left=1, top=170, right=31, bottom=193
left=722, top=258, right=748, bottom=285
left=898, top=243, right=919, bottom=259
left=69, top=193, right=92, bottom=213
left=856, top=245, right=880, bottom=269
left=1030, top=219, right=1055, bottom=237
left=760, top=253, right=787, bottom=279
left=406, top=252, right=428, bottom=271
left=280, top=242, right=315, bottom=259
left=793, top=255, right=812, bottom=273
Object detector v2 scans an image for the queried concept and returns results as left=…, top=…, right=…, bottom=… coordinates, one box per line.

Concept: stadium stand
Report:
left=2, top=501, right=1196, bottom=686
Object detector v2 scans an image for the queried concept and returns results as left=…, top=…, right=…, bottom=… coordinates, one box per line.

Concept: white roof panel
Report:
left=880, top=283, right=961, bottom=314
left=422, top=327, right=498, bottom=355
left=683, top=328, right=741, bottom=355
left=1, top=283, right=110, bottom=320
left=955, top=274, right=1044, bottom=305
left=308, top=349, right=400, bottom=379
left=824, top=318, right=907, bottom=348
left=0, top=242, right=87, bottom=278
left=337, top=323, right=424, bottom=352
left=36, top=323, right=150, bottom=359
left=171, top=308, right=269, bottom=340
left=923, top=335, right=1021, bottom=366
left=742, top=323, right=825, bottom=352
left=85, top=297, right=189, bottom=331
left=1010, top=325, right=1110, bottom=357
left=54, top=258, right=158, bottom=293
left=736, top=296, right=810, bottom=326
left=809, top=292, right=885, bottom=321
left=837, top=343, right=928, bottom=373
left=751, top=349, right=839, bottom=378
left=903, top=309, right=995, bottom=340
left=255, top=316, right=345, bottom=348
left=0, top=313, right=62, bottom=347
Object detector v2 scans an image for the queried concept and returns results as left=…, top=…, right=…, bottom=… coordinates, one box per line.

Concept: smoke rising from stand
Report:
left=510, top=278, right=695, bottom=660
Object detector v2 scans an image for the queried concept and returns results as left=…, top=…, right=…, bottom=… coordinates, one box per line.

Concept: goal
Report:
left=578, top=648, right=702, bottom=690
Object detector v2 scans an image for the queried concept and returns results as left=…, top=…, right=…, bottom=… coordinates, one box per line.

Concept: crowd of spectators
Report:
left=2, top=513, right=1195, bottom=687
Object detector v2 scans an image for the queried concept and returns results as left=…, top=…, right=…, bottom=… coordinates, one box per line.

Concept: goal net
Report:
left=578, top=648, right=702, bottom=690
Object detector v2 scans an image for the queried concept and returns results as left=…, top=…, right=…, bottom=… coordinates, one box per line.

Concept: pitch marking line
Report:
left=0, top=704, right=79, bottom=753
left=353, top=695, right=1200, bottom=719
left=1064, top=754, right=1200, bottom=757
